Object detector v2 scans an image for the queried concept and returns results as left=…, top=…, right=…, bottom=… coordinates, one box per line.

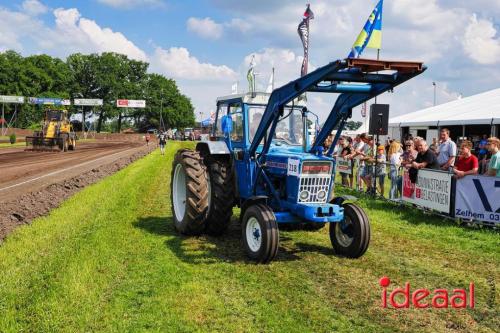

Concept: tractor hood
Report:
left=264, top=144, right=333, bottom=177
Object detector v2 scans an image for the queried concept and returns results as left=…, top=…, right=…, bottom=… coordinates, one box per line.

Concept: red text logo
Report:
left=379, top=276, right=474, bottom=309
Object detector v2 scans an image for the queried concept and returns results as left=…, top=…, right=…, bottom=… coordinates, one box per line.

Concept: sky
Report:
left=0, top=0, right=499, bottom=123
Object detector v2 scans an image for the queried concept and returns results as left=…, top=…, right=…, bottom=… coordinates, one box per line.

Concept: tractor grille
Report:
left=298, top=174, right=331, bottom=204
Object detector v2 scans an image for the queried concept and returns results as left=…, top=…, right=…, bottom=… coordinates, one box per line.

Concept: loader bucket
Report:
left=25, top=136, right=63, bottom=152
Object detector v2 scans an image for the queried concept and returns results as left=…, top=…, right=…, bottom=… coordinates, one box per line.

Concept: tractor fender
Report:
left=196, top=141, right=230, bottom=158
left=240, top=196, right=268, bottom=219
left=331, top=195, right=358, bottom=206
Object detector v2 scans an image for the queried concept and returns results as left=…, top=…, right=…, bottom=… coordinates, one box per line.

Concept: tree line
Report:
left=0, top=50, right=195, bottom=132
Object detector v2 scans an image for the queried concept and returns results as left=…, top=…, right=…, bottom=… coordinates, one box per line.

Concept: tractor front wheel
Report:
left=329, top=203, right=370, bottom=258
left=241, top=204, right=279, bottom=264
left=171, top=149, right=209, bottom=235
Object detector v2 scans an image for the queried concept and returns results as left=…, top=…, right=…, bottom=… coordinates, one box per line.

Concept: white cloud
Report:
left=187, top=17, right=223, bottom=40
left=151, top=46, right=237, bottom=80
left=97, top=0, right=164, bottom=9
left=46, top=8, right=147, bottom=61
left=463, top=14, right=500, bottom=65
left=0, top=7, right=47, bottom=52
left=22, top=0, right=48, bottom=16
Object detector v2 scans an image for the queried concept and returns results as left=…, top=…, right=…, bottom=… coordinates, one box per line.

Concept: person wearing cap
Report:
left=487, top=137, right=500, bottom=177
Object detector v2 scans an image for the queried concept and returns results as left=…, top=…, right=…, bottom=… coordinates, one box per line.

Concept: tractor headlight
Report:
left=317, top=190, right=327, bottom=201
left=299, top=190, right=310, bottom=201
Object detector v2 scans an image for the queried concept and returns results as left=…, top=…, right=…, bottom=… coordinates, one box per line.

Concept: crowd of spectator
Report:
left=326, top=128, right=500, bottom=198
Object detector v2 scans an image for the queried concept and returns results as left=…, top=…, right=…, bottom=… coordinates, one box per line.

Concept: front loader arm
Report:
left=248, top=58, right=425, bottom=158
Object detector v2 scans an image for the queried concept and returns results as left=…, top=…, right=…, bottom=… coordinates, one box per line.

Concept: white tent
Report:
left=389, top=88, right=500, bottom=127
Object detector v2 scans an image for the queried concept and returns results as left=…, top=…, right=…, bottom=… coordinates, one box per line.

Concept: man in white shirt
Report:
left=437, top=128, right=457, bottom=171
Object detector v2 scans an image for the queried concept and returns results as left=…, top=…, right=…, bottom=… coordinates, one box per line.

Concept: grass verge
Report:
left=0, top=142, right=498, bottom=332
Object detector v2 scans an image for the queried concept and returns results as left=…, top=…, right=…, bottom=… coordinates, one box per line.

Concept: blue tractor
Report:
left=171, top=58, right=425, bottom=263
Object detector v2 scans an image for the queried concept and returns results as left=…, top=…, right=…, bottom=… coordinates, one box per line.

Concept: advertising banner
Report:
left=455, top=175, right=500, bottom=224
left=116, top=99, right=146, bottom=108
left=29, top=97, right=70, bottom=105
left=336, top=157, right=352, bottom=174
left=0, top=95, right=24, bottom=103
left=402, top=169, right=452, bottom=213
left=74, top=98, right=103, bottom=106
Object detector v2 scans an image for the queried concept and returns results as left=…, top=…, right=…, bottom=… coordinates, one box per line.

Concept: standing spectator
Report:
left=401, top=140, right=417, bottom=168
left=360, top=135, right=375, bottom=192
left=388, top=141, right=402, bottom=199
left=430, top=138, right=439, bottom=155
left=453, top=140, right=478, bottom=178
left=478, top=134, right=489, bottom=173
left=145, top=133, right=151, bottom=146
left=375, top=145, right=387, bottom=197
left=338, top=137, right=350, bottom=186
left=437, top=128, right=457, bottom=171
left=352, top=134, right=366, bottom=191
left=344, top=136, right=354, bottom=188
left=487, top=137, right=500, bottom=177
left=323, top=133, right=334, bottom=151
left=157, top=131, right=167, bottom=155
left=332, top=136, right=344, bottom=157
left=410, top=139, right=440, bottom=183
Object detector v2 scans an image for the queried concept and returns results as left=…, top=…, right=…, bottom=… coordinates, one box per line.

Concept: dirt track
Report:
left=0, top=140, right=153, bottom=241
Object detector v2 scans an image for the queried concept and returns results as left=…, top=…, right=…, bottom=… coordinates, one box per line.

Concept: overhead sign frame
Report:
left=116, top=99, right=146, bottom=108
left=29, top=97, right=71, bottom=106
left=0, top=95, right=24, bottom=104
left=74, top=98, right=103, bottom=106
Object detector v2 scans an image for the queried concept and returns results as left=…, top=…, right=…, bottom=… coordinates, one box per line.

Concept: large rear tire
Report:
left=242, top=204, right=279, bottom=264
left=329, top=203, right=370, bottom=258
left=171, top=149, right=209, bottom=235
left=68, top=137, right=76, bottom=151
left=204, top=157, right=234, bottom=236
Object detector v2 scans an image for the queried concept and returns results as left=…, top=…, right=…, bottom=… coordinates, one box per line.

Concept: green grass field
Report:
left=0, top=142, right=498, bottom=332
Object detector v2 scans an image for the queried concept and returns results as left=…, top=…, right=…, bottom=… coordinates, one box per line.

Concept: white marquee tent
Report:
left=388, top=88, right=500, bottom=141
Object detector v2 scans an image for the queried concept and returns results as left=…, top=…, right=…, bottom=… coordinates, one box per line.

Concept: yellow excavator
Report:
left=26, top=109, right=77, bottom=152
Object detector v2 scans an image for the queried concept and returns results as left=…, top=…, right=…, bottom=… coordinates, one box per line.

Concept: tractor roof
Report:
left=216, top=92, right=307, bottom=107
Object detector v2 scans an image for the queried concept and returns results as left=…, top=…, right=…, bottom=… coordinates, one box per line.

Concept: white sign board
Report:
left=287, top=158, right=300, bottom=177
left=0, top=95, right=24, bottom=103
left=74, top=98, right=103, bottom=106
left=402, top=169, right=452, bottom=213
left=336, top=157, right=352, bottom=175
left=116, top=99, right=146, bottom=108
left=455, top=175, right=500, bottom=224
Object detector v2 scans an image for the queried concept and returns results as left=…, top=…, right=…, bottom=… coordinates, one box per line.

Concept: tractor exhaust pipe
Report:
left=302, top=107, right=308, bottom=152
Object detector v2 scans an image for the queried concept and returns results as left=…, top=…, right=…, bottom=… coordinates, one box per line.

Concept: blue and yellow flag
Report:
left=348, top=0, right=383, bottom=58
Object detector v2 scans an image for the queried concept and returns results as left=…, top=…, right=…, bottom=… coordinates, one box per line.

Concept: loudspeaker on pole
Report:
left=369, top=104, right=389, bottom=135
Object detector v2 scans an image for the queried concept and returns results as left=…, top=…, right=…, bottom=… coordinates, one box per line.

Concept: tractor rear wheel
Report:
left=171, top=149, right=209, bottom=235
left=329, top=203, right=370, bottom=258
left=242, top=204, right=279, bottom=264
left=204, top=157, right=234, bottom=236
left=68, top=137, right=76, bottom=151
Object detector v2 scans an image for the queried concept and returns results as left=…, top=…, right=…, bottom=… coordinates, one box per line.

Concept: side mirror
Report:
left=221, top=115, right=233, bottom=136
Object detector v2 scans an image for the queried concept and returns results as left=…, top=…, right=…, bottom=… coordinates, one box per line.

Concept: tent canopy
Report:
left=389, top=88, right=500, bottom=127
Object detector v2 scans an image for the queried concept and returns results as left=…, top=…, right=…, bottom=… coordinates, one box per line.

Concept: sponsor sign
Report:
left=116, top=99, right=146, bottom=108
left=402, top=169, right=452, bottom=213
left=455, top=175, right=500, bottom=224
left=0, top=95, right=24, bottom=103
left=74, top=98, right=103, bottom=106
left=29, top=97, right=70, bottom=105
left=336, top=157, right=352, bottom=174
left=287, top=158, right=300, bottom=177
